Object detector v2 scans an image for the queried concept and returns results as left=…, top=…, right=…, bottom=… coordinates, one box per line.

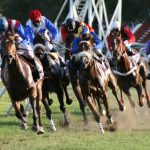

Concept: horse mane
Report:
left=77, top=51, right=92, bottom=61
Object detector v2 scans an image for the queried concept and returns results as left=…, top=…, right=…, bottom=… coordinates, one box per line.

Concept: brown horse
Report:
left=76, top=50, right=115, bottom=134
left=112, top=35, right=150, bottom=108
left=78, top=40, right=125, bottom=112
left=1, top=34, right=44, bottom=134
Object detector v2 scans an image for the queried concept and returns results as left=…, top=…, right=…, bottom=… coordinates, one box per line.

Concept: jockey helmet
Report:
left=111, top=20, right=121, bottom=31
left=0, top=17, right=8, bottom=33
left=29, top=9, right=41, bottom=27
left=29, top=9, right=41, bottom=21
left=78, top=26, right=90, bottom=40
left=65, top=18, right=76, bottom=31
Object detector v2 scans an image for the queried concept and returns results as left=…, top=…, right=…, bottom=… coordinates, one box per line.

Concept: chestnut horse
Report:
left=112, top=35, right=150, bottom=108
left=33, top=33, right=73, bottom=130
left=78, top=40, right=125, bottom=112
left=76, top=50, right=115, bottom=134
left=1, top=34, right=44, bottom=134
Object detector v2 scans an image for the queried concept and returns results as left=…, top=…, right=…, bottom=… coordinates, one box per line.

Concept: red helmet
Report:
left=29, top=9, right=41, bottom=21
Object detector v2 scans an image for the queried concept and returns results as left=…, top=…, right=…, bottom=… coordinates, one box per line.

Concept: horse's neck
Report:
left=119, top=53, right=131, bottom=72
left=86, top=60, right=96, bottom=79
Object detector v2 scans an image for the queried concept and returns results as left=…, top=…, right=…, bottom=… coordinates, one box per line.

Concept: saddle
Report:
left=19, top=55, right=42, bottom=82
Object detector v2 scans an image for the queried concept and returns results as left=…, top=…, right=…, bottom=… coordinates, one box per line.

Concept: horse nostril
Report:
left=9, top=55, right=13, bottom=59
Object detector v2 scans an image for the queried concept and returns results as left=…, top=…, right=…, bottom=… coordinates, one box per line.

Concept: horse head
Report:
left=1, top=34, right=16, bottom=64
left=79, top=40, right=92, bottom=52
left=112, top=35, right=131, bottom=71
left=77, top=51, right=92, bottom=69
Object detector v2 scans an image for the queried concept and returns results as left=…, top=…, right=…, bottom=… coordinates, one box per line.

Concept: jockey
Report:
left=26, top=9, right=65, bottom=66
left=71, top=25, right=104, bottom=60
left=0, top=17, right=42, bottom=78
left=61, top=18, right=94, bottom=43
left=107, top=20, right=140, bottom=65
left=61, top=18, right=94, bottom=60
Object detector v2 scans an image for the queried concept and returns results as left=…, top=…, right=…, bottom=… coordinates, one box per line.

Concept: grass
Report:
left=0, top=83, right=150, bottom=150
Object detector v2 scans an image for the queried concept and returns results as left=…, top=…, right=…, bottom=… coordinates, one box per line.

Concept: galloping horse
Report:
left=1, top=34, right=44, bottom=134
left=76, top=50, right=114, bottom=134
left=33, top=33, right=73, bottom=130
left=78, top=40, right=125, bottom=112
left=112, top=35, right=150, bottom=108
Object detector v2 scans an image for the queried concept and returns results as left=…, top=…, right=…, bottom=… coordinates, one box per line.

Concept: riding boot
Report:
left=59, top=56, right=66, bottom=67
left=31, top=58, right=41, bottom=79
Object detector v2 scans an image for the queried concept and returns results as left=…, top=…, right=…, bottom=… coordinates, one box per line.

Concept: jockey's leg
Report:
left=93, top=48, right=108, bottom=70
left=17, top=43, right=42, bottom=79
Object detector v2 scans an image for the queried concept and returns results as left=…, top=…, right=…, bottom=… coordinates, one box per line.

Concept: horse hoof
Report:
left=37, top=126, right=45, bottom=134
left=32, top=125, right=38, bottom=132
left=119, top=105, right=126, bottom=112
left=107, top=118, right=113, bottom=124
left=66, top=99, right=73, bottom=105
left=20, top=122, right=28, bottom=130
left=99, top=129, right=105, bottom=134
left=21, top=116, right=27, bottom=123
left=48, top=98, right=53, bottom=106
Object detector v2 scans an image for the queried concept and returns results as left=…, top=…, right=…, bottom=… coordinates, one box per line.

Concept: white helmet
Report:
left=111, top=20, right=121, bottom=31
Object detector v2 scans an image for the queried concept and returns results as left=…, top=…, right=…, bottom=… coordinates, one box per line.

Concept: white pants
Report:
left=131, top=53, right=140, bottom=64
left=17, top=41, right=34, bottom=59
left=45, top=41, right=53, bottom=51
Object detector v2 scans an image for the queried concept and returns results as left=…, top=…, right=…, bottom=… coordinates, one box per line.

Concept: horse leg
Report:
left=124, top=89, right=135, bottom=108
left=136, top=84, right=144, bottom=107
left=139, top=64, right=150, bottom=107
left=29, top=86, right=38, bottom=132
left=63, top=85, right=73, bottom=105
left=108, top=76, right=125, bottom=111
left=102, top=92, right=113, bottom=124
left=62, top=67, right=73, bottom=105
left=95, top=95, right=106, bottom=116
left=20, top=104, right=28, bottom=129
left=12, top=100, right=27, bottom=123
left=57, top=87, right=70, bottom=127
left=42, top=92, right=56, bottom=131
left=70, top=78, right=87, bottom=123
left=86, top=95, right=105, bottom=134
left=36, top=81, right=44, bottom=134
left=142, top=76, right=150, bottom=107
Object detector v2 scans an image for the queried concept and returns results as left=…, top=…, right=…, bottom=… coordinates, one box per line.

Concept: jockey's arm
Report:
left=123, top=26, right=136, bottom=44
left=45, top=17, right=58, bottom=41
left=16, top=22, right=29, bottom=42
left=91, top=32, right=103, bottom=50
left=25, top=23, right=34, bottom=44
left=71, top=37, right=80, bottom=54
left=61, top=25, right=67, bottom=43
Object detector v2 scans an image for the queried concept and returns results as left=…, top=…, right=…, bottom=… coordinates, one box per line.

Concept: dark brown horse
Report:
left=112, top=35, right=150, bottom=108
left=33, top=33, right=73, bottom=130
left=1, top=34, right=44, bottom=134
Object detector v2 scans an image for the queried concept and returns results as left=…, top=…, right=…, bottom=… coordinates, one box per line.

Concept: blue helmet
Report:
left=78, top=26, right=89, bottom=35
left=0, top=17, right=8, bottom=33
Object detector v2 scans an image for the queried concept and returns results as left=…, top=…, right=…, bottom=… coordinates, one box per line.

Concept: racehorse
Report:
left=76, top=50, right=114, bottom=134
left=112, top=35, right=150, bottom=108
left=78, top=40, right=125, bottom=112
left=1, top=33, right=44, bottom=134
left=66, top=35, right=89, bottom=123
left=33, top=33, right=73, bottom=130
